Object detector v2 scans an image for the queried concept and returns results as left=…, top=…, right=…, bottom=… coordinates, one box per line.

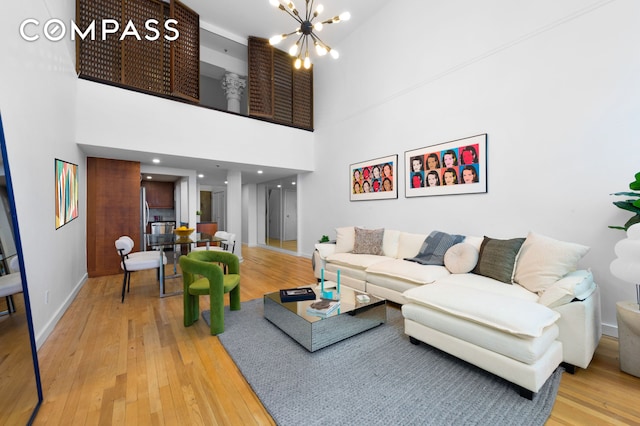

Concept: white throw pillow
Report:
left=334, top=226, right=355, bottom=253
left=382, top=229, right=401, bottom=258
left=444, top=243, right=479, bottom=274
left=463, top=235, right=484, bottom=251
left=514, top=232, right=590, bottom=294
left=396, top=232, right=429, bottom=259
left=537, top=270, right=595, bottom=308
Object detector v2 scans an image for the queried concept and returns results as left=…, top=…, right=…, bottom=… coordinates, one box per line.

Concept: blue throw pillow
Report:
left=405, top=231, right=465, bottom=265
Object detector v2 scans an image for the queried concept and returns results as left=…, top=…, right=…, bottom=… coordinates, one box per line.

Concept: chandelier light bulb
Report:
left=315, top=4, right=324, bottom=16
left=315, top=42, right=327, bottom=56
left=269, top=34, right=284, bottom=45
left=304, top=56, right=311, bottom=69
left=313, top=22, right=323, bottom=31
left=294, top=57, right=302, bottom=69
left=330, top=49, right=339, bottom=59
left=289, top=43, right=299, bottom=56
left=339, top=12, right=351, bottom=21
left=269, top=0, right=280, bottom=7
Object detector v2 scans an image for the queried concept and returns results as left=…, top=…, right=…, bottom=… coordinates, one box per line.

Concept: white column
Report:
left=221, top=72, right=246, bottom=114
left=226, top=170, right=243, bottom=262
left=242, top=184, right=258, bottom=247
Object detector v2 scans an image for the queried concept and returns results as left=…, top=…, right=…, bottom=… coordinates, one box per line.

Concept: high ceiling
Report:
left=81, top=0, right=387, bottom=186
left=182, top=0, right=386, bottom=49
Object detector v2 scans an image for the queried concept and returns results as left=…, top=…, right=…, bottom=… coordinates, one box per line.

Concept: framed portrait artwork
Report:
left=55, top=158, right=79, bottom=229
left=350, top=154, right=398, bottom=201
left=405, top=134, right=487, bottom=198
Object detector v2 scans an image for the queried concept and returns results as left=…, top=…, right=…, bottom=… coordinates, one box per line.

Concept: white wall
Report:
left=302, top=0, right=640, bottom=336
left=0, top=0, right=86, bottom=347
left=76, top=80, right=315, bottom=172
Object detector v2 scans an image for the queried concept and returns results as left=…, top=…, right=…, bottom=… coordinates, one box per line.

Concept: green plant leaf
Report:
left=624, top=215, right=640, bottom=229
left=613, top=200, right=640, bottom=214
left=611, top=191, right=640, bottom=198
left=608, top=225, right=627, bottom=230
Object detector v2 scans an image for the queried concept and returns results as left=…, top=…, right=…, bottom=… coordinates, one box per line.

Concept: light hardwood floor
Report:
left=34, top=246, right=640, bottom=425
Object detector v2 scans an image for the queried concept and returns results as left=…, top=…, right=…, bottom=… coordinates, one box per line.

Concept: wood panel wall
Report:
left=87, top=158, right=141, bottom=277
left=248, top=36, right=313, bottom=130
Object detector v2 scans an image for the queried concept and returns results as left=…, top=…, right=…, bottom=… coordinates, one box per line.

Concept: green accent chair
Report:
left=179, top=250, right=241, bottom=335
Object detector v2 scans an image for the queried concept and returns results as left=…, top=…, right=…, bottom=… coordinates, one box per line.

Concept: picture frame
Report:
left=404, top=134, right=487, bottom=198
left=55, top=158, right=79, bottom=229
left=350, top=154, right=398, bottom=201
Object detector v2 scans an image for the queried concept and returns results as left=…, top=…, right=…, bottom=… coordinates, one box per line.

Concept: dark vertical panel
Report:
left=122, top=0, right=165, bottom=93
left=87, top=158, right=140, bottom=277
left=170, top=0, right=200, bottom=101
left=76, top=0, right=122, bottom=82
left=273, top=49, right=293, bottom=124
left=292, top=67, right=313, bottom=129
left=248, top=37, right=274, bottom=118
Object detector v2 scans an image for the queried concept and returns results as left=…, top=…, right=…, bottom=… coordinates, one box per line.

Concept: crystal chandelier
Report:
left=268, top=0, right=350, bottom=69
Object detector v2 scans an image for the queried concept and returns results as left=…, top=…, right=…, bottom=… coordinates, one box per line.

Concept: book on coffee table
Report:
left=279, top=287, right=316, bottom=302
left=306, top=300, right=340, bottom=317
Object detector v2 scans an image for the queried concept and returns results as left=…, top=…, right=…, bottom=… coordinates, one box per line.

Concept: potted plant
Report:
left=196, top=210, right=202, bottom=223
left=610, top=172, right=640, bottom=231
left=318, top=234, right=330, bottom=243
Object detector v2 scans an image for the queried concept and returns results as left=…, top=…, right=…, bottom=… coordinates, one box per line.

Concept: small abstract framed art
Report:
left=405, top=134, right=487, bottom=198
left=350, top=154, right=398, bottom=201
left=55, top=158, right=79, bottom=229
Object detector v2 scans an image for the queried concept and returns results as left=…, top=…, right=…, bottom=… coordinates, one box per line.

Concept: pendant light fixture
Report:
left=268, top=0, right=350, bottom=69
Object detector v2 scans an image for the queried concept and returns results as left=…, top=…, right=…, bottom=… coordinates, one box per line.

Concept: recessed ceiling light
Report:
left=146, top=176, right=152, bottom=179
left=224, top=181, right=228, bottom=184
left=152, top=158, right=160, bottom=163
left=198, top=174, right=204, bottom=178
left=292, top=181, right=296, bottom=185
left=277, top=184, right=282, bottom=188
left=257, top=170, right=263, bottom=174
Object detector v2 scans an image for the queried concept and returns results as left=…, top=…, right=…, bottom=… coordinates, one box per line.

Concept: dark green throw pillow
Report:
left=472, top=236, right=526, bottom=283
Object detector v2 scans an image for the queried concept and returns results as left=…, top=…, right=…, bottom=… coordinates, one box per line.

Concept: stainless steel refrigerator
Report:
left=140, top=186, right=149, bottom=250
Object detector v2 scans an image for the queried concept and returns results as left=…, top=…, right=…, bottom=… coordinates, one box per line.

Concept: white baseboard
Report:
left=602, top=322, right=618, bottom=338
left=35, top=273, right=88, bottom=350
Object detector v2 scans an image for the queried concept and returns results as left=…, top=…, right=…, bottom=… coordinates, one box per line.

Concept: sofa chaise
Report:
left=312, top=226, right=602, bottom=398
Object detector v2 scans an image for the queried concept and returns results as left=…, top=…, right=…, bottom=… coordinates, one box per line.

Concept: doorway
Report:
left=212, top=191, right=226, bottom=231
left=265, top=176, right=297, bottom=252
left=199, top=191, right=212, bottom=222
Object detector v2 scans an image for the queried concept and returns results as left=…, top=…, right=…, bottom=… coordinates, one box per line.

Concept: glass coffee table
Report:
left=263, top=285, right=386, bottom=352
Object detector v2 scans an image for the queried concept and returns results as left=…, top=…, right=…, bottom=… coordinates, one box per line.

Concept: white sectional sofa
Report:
left=312, top=226, right=602, bottom=398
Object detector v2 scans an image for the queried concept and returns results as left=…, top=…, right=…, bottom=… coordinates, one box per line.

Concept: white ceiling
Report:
left=81, top=0, right=387, bottom=186
left=182, top=0, right=386, bottom=49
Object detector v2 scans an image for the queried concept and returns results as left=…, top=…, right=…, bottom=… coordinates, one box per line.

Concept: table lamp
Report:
left=610, top=223, right=640, bottom=377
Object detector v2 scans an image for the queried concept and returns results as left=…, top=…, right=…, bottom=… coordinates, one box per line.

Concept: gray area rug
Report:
left=204, top=299, right=562, bottom=426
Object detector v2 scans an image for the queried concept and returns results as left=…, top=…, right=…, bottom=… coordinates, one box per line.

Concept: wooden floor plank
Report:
left=32, top=245, right=640, bottom=425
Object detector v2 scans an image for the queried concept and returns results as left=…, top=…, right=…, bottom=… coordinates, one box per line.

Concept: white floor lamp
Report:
left=610, top=223, right=640, bottom=377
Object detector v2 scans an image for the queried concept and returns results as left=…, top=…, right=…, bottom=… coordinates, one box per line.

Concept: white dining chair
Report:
left=115, top=236, right=167, bottom=302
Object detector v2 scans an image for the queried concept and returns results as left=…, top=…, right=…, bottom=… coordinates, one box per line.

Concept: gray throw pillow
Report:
left=472, top=236, right=526, bottom=283
left=352, top=227, right=384, bottom=255
left=405, top=231, right=465, bottom=266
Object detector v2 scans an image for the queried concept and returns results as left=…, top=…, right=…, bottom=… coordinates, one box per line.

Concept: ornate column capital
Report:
left=221, top=72, right=246, bottom=100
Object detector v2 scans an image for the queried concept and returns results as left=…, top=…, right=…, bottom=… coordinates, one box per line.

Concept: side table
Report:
left=617, top=301, right=640, bottom=377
